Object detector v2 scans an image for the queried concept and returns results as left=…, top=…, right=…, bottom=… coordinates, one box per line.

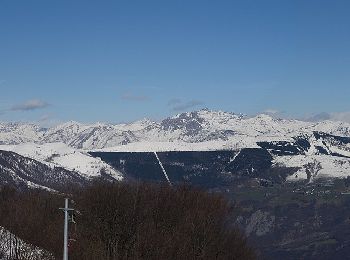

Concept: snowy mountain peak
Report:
left=1, top=109, right=350, bottom=184
left=254, top=113, right=275, bottom=121
left=0, top=109, right=349, bottom=150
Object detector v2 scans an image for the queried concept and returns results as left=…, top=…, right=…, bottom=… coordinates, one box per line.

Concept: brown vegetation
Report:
left=0, top=182, right=255, bottom=260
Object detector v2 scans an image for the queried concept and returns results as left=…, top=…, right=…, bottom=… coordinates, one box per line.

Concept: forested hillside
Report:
left=0, top=182, right=255, bottom=260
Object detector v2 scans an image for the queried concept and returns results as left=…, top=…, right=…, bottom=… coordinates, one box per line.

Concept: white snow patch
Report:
left=0, top=143, right=122, bottom=180
left=275, top=155, right=350, bottom=181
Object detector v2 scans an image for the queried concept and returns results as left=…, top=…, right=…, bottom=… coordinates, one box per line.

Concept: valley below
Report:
left=90, top=150, right=350, bottom=259
left=1, top=109, right=350, bottom=259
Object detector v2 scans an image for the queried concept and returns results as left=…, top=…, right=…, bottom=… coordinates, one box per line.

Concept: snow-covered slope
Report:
left=0, top=150, right=88, bottom=191
left=1, top=109, right=350, bottom=182
left=0, top=143, right=122, bottom=180
left=0, top=122, right=44, bottom=145
left=0, top=226, right=53, bottom=260
left=1, top=109, right=350, bottom=151
left=275, top=155, right=350, bottom=181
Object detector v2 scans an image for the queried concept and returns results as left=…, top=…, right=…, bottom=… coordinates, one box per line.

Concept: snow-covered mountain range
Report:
left=1, top=109, right=350, bottom=150
left=1, top=109, right=350, bottom=186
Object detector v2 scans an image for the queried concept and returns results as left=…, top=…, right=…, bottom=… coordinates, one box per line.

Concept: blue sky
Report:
left=1, top=0, right=350, bottom=124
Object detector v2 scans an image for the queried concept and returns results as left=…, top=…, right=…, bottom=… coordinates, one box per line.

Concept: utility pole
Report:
left=59, top=198, right=74, bottom=260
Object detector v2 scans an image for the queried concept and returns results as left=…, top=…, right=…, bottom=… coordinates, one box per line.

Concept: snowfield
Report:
left=1, top=109, right=350, bottom=182
left=1, top=109, right=350, bottom=150
left=0, top=143, right=122, bottom=180
left=275, top=155, right=350, bottom=181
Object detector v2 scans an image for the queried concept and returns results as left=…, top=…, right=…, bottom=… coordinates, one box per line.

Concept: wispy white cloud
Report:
left=120, top=93, right=150, bottom=102
left=38, top=114, right=51, bottom=121
left=329, top=112, right=350, bottom=123
left=262, top=109, right=280, bottom=115
left=305, top=111, right=350, bottom=123
left=168, top=99, right=205, bottom=111
left=167, top=98, right=182, bottom=106
left=11, top=99, right=49, bottom=111
left=36, top=115, right=62, bottom=128
left=306, top=112, right=331, bottom=122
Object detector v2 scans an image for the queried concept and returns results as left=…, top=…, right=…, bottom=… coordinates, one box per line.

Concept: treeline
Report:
left=0, top=182, right=255, bottom=259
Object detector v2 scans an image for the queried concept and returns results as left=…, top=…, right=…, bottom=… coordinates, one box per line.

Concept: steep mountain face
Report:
left=0, top=150, right=88, bottom=191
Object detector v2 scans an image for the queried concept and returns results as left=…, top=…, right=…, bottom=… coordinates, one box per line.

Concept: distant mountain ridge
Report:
left=2, top=110, right=350, bottom=259
left=1, top=109, right=350, bottom=150
left=1, top=109, right=350, bottom=185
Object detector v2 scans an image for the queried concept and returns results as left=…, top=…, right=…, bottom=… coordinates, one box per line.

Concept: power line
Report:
left=154, top=152, right=172, bottom=186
